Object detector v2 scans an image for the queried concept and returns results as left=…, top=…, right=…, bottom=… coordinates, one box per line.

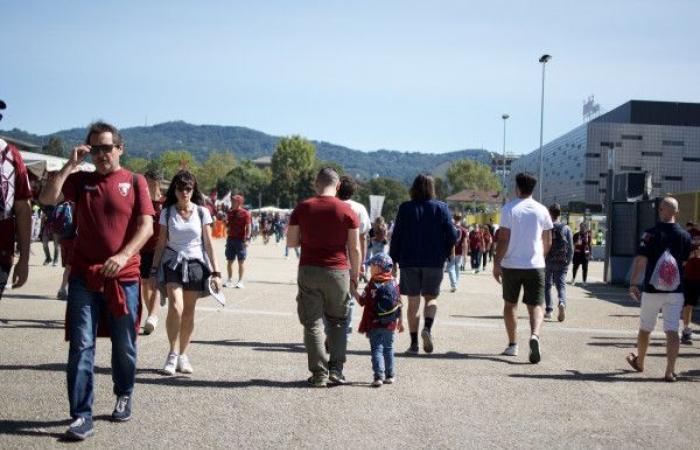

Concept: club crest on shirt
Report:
left=117, top=182, right=132, bottom=197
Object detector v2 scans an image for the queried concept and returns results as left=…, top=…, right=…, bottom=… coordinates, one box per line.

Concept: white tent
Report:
left=19, top=151, right=95, bottom=178
left=251, top=206, right=291, bottom=214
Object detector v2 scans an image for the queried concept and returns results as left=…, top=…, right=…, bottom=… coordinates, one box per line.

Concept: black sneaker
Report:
left=421, top=329, right=434, bottom=354
left=681, top=329, right=693, bottom=345
left=111, top=395, right=132, bottom=422
left=64, top=417, right=94, bottom=441
left=529, top=336, right=541, bottom=364
left=307, top=375, right=328, bottom=388
left=329, top=371, right=346, bottom=385
left=406, top=344, right=419, bottom=355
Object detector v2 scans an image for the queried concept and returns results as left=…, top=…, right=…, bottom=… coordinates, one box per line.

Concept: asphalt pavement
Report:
left=0, top=239, right=698, bottom=449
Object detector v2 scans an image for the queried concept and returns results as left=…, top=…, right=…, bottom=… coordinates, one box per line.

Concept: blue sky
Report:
left=2, top=0, right=699, bottom=155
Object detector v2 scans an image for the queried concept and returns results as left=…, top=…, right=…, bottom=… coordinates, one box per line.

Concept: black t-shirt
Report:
left=637, top=222, right=691, bottom=293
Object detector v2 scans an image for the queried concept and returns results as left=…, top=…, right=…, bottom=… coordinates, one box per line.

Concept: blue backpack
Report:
left=373, top=280, right=401, bottom=325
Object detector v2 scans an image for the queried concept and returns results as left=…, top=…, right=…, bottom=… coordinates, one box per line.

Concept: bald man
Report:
left=627, top=197, right=691, bottom=382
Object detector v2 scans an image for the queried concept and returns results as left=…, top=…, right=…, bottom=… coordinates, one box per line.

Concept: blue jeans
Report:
left=470, top=251, right=481, bottom=269
left=447, top=255, right=463, bottom=289
left=369, top=328, right=395, bottom=379
left=67, top=277, right=139, bottom=420
left=544, top=267, right=568, bottom=312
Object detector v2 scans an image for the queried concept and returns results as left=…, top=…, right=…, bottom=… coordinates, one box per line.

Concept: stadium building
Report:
left=508, top=100, right=700, bottom=209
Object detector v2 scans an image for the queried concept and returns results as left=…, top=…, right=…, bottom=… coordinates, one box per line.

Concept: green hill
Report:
left=1, top=121, right=493, bottom=183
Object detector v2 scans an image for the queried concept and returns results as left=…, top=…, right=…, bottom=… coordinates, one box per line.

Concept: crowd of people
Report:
left=0, top=119, right=697, bottom=441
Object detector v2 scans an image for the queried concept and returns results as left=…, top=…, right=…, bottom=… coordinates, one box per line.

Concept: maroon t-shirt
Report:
left=227, top=207, right=252, bottom=239
left=62, top=169, right=154, bottom=272
left=142, top=197, right=164, bottom=253
left=289, top=196, right=360, bottom=270
left=684, top=228, right=700, bottom=281
left=455, top=226, right=468, bottom=256
left=0, top=144, right=32, bottom=266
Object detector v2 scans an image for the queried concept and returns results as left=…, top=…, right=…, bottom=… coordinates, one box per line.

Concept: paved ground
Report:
left=0, top=239, right=699, bottom=449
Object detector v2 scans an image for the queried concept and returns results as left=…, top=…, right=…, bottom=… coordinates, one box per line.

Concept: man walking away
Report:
left=493, top=172, right=553, bottom=363
left=287, top=168, right=361, bottom=387
left=544, top=203, right=573, bottom=322
left=627, top=197, right=690, bottom=381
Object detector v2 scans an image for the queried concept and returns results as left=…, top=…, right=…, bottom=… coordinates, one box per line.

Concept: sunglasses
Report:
left=89, top=144, right=117, bottom=155
left=176, top=185, right=193, bottom=192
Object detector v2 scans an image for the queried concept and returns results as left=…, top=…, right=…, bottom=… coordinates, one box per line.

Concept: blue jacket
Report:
left=389, top=200, right=458, bottom=268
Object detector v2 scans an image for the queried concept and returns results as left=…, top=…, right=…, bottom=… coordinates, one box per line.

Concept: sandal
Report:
left=626, top=353, right=643, bottom=372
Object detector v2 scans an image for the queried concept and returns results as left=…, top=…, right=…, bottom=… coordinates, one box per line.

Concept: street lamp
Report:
left=538, top=54, right=552, bottom=202
left=501, top=114, right=510, bottom=194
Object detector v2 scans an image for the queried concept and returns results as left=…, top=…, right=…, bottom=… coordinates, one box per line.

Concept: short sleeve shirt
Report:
left=227, top=207, right=252, bottom=239
left=500, top=197, right=554, bottom=269
left=289, top=196, right=360, bottom=269
left=0, top=143, right=32, bottom=264
left=63, top=169, right=154, bottom=268
left=160, top=205, right=213, bottom=261
left=637, top=222, right=691, bottom=293
left=344, top=199, right=371, bottom=235
left=142, top=197, right=165, bottom=253
left=684, top=228, right=700, bottom=281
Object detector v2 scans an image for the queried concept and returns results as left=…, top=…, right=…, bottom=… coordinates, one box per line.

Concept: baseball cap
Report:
left=369, top=253, right=393, bottom=273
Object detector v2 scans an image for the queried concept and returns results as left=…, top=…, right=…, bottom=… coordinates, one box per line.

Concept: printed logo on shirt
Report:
left=640, top=232, right=652, bottom=247
left=117, top=182, right=132, bottom=197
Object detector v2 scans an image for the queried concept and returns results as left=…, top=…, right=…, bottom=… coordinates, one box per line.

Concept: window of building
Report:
left=620, top=166, right=642, bottom=171
left=584, top=180, right=599, bottom=185
left=600, top=141, right=613, bottom=147
left=683, top=157, right=700, bottom=162
left=662, top=140, right=684, bottom=146
left=641, top=152, right=663, bottom=157
left=599, top=188, right=607, bottom=193
left=653, top=182, right=662, bottom=188
left=599, top=173, right=607, bottom=177
left=585, top=153, right=601, bottom=158
left=664, top=176, right=683, bottom=181
left=621, top=134, right=643, bottom=140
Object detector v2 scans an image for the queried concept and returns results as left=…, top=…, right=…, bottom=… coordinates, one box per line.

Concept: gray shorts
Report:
left=399, top=267, right=443, bottom=297
left=502, top=268, right=545, bottom=305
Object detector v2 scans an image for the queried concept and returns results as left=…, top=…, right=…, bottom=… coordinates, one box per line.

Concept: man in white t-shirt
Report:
left=337, top=176, right=371, bottom=335
left=493, top=172, right=553, bottom=363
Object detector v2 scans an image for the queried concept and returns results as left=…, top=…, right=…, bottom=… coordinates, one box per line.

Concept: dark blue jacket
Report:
left=389, top=200, right=458, bottom=268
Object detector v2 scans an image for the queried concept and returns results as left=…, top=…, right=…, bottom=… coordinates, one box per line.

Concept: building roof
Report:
left=0, top=134, right=40, bottom=150
left=252, top=156, right=272, bottom=165
left=593, top=100, right=700, bottom=127
left=446, top=189, right=504, bottom=204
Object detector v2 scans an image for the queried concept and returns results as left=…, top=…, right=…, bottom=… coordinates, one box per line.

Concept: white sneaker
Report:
left=177, top=354, right=193, bottom=374
left=143, top=316, right=158, bottom=335
left=235, top=281, right=244, bottom=289
left=162, top=352, right=178, bottom=375
left=501, top=343, right=518, bottom=356
left=224, top=279, right=235, bottom=288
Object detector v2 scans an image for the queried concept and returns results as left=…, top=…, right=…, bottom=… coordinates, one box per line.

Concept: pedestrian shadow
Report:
left=608, top=314, right=639, bottom=318
left=244, top=279, right=297, bottom=286
left=134, top=375, right=310, bottom=389
left=0, top=293, right=58, bottom=301
left=0, top=418, right=70, bottom=439
left=0, top=363, right=110, bottom=375
left=587, top=341, right=666, bottom=349
left=0, top=318, right=64, bottom=329
left=582, top=284, right=639, bottom=308
left=510, top=369, right=666, bottom=383
left=450, top=315, right=529, bottom=320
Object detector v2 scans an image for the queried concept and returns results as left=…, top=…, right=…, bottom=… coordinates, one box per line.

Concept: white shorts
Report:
left=639, top=292, right=683, bottom=332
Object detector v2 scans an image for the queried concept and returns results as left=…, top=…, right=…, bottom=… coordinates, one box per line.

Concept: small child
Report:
left=358, top=253, right=403, bottom=387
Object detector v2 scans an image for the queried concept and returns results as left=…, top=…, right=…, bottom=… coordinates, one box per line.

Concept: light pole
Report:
left=501, top=113, right=509, bottom=195
left=538, top=54, right=552, bottom=202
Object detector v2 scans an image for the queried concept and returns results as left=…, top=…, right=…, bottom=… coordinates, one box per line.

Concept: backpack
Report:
left=51, top=202, right=76, bottom=239
left=373, top=280, right=401, bottom=325
left=547, top=223, right=569, bottom=265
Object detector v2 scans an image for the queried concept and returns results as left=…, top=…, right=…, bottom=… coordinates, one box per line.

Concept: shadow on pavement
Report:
left=135, top=376, right=310, bottom=389
left=0, top=418, right=70, bottom=439
left=0, top=318, right=64, bottom=329
left=0, top=293, right=58, bottom=301
left=190, top=340, right=532, bottom=364
left=510, top=369, right=680, bottom=383
left=450, top=314, right=529, bottom=320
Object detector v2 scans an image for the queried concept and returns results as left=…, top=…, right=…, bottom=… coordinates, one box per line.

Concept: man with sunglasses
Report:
left=40, top=121, right=154, bottom=441
left=0, top=99, right=32, bottom=301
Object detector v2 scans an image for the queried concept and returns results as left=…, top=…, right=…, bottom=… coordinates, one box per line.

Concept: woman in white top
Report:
left=151, top=170, right=222, bottom=375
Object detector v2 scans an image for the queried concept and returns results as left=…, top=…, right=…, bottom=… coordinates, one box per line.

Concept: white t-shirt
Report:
left=160, top=205, right=213, bottom=261
left=499, top=197, right=553, bottom=269
left=344, top=199, right=371, bottom=235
